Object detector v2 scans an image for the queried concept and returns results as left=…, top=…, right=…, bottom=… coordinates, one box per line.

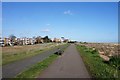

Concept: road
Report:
left=39, top=44, right=91, bottom=78
left=2, top=44, right=67, bottom=78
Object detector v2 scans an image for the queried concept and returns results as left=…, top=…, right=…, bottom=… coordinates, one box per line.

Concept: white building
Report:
left=0, top=38, right=5, bottom=47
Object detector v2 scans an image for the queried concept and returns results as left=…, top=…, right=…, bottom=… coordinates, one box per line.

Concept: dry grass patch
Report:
left=2, top=43, right=64, bottom=65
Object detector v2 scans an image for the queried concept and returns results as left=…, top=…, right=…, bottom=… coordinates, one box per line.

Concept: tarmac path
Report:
left=2, top=44, right=67, bottom=78
left=39, top=44, right=91, bottom=78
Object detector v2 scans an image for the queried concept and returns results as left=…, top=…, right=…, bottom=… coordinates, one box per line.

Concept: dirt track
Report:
left=39, top=44, right=91, bottom=78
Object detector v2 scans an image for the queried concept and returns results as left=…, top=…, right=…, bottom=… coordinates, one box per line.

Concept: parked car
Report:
left=0, top=42, right=5, bottom=47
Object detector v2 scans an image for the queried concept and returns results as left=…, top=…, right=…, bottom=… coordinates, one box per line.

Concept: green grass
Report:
left=2, top=43, right=67, bottom=65
left=16, top=54, right=58, bottom=78
left=76, top=45, right=119, bottom=80
left=109, top=56, right=120, bottom=70
left=2, top=49, right=44, bottom=65
left=16, top=44, right=69, bottom=78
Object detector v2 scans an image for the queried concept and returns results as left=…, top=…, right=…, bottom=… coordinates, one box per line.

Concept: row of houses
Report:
left=53, top=38, right=69, bottom=43
left=0, top=37, right=36, bottom=46
left=0, top=36, right=69, bottom=47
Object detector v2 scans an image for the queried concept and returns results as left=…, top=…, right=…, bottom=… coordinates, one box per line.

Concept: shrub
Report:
left=76, top=45, right=119, bottom=79
left=109, top=56, right=120, bottom=70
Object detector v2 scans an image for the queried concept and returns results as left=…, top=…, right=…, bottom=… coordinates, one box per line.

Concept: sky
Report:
left=2, top=2, right=118, bottom=42
left=0, top=2, right=1, bottom=37
left=2, top=0, right=120, bottom=2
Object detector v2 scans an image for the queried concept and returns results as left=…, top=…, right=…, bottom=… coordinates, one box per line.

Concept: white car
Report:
left=0, top=43, right=5, bottom=47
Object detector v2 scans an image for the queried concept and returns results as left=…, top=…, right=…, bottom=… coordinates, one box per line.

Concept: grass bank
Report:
left=76, top=45, right=119, bottom=80
left=16, top=54, right=58, bottom=78
left=16, top=43, right=69, bottom=78
left=2, top=43, right=66, bottom=65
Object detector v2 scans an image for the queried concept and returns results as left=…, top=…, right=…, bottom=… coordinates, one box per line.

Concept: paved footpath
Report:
left=2, top=45, right=67, bottom=78
left=39, top=44, right=91, bottom=78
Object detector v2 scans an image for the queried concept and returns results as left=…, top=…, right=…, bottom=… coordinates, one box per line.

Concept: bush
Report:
left=109, top=56, right=120, bottom=70
left=84, top=47, right=97, bottom=54
left=76, top=45, right=119, bottom=79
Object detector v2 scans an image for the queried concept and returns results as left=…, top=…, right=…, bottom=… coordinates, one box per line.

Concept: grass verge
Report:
left=2, top=49, right=44, bottom=65
left=16, top=44, right=69, bottom=78
left=3, top=43, right=67, bottom=65
left=16, top=54, right=58, bottom=78
left=76, top=45, right=119, bottom=80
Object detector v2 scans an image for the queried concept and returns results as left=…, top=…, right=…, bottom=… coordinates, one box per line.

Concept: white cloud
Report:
left=64, top=10, right=73, bottom=15
left=46, top=24, right=50, bottom=26
left=41, top=29, right=50, bottom=32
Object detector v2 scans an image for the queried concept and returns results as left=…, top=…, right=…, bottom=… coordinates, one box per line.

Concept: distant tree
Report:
left=9, top=34, right=17, bottom=45
left=61, top=37, right=64, bottom=40
left=9, top=34, right=16, bottom=39
left=42, top=36, right=52, bottom=43
left=84, top=42, right=87, bottom=44
left=33, top=36, right=36, bottom=39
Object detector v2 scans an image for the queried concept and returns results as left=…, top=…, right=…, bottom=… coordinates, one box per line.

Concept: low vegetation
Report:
left=16, top=54, right=58, bottom=78
left=16, top=43, right=69, bottom=78
left=109, top=56, right=120, bottom=70
left=2, top=43, right=65, bottom=65
left=76, top=45, right=119, bottom=80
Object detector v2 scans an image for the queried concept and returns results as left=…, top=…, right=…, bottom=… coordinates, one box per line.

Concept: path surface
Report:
left=39, top=44, right=91, bottom=78
left=2, top=45, right=67, bottom=78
